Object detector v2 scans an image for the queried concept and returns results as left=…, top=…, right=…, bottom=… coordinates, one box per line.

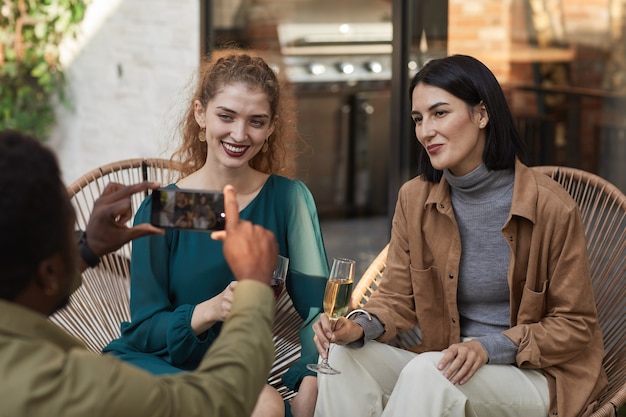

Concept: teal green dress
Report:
left=103, top=175, right=329, bottom=390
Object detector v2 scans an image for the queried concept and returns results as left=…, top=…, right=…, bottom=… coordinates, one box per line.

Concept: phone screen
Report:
left=150, top=188, right=225, bottom=232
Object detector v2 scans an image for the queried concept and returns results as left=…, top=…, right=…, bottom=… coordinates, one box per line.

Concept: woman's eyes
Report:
left=413, top=110, right=447, bottom=122
left=217, top=114, right=265, bottom=127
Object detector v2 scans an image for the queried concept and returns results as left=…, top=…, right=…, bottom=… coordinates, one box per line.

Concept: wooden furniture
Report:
left=49, top=158, right=303, bottom=400
left=350, top=166, right=625, bottom=417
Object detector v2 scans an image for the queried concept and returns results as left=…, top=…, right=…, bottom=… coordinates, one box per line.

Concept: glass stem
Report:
left=325, top=317, right=339, bottom=360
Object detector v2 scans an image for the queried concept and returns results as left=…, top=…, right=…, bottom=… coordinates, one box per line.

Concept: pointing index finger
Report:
left=222, top=184, right=239, bottom=229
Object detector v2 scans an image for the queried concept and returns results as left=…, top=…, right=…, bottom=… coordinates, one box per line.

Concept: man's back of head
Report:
left=0, top=130, right=75, bottom=306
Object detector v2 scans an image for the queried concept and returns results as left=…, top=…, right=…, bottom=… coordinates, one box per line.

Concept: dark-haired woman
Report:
left=310, top=55, right=607, bottom=417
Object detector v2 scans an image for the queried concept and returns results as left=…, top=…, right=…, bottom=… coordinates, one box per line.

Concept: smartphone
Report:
left=150, top=188, right=225, bottom=232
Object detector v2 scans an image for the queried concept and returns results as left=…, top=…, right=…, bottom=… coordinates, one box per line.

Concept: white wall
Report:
left=50, top=0, right=200, bottom=185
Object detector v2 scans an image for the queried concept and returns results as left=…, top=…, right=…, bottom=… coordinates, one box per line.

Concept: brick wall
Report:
left=448, top=0, right=612, bottom=81
left=50, top=0, right=200, bottom=184
left=449, top=0, right=621, bottom=174
left=448, top=0, right=512, bottom=80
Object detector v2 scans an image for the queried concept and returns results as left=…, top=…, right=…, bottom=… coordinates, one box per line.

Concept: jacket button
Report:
left=451, top=318, right=456, bottom=323
left=509, top=236, right=513, bottom=241
left=449, top=274, right=454, bottom=279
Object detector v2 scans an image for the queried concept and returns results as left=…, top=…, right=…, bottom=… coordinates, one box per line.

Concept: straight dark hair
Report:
left=410, top=55, right=527, bottom=182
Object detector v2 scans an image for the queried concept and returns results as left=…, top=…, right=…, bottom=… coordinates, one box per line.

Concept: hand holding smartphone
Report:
left=150, top=188, right=225, bottom=232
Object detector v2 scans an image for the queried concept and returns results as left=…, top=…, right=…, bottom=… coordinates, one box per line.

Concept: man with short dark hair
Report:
left=0, top=129, right=278, bottom=417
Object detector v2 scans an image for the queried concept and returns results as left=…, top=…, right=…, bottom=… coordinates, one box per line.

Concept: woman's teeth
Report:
left=223, top=142, right=247, bottom=153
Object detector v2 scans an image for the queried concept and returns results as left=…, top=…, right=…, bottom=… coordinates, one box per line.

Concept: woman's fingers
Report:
left=438, top=340, right=488, bottom=384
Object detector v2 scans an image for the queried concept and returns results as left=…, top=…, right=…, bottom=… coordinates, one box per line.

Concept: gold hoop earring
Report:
left=198, top=127, right=206, bottom=143
left=262, top=138, right=269, bottom=153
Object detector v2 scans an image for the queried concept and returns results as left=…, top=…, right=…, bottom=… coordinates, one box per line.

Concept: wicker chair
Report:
left=49, top=158, right=303, bottom=400
left=350, top=166, right=625, bottom=417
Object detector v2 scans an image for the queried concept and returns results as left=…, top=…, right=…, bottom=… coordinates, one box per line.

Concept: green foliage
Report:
left=0, top=0, right=90, bottom=140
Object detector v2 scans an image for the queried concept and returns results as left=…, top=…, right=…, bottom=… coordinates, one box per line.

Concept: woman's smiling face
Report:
left=195, top=82, right=275, bottom=170
left=411, top=82, right=489, bottom=177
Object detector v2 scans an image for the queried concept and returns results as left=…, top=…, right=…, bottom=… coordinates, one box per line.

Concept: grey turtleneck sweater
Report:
left=354, top=164, right=518, bottom=364
left=444, top=164, right=517, bottom=364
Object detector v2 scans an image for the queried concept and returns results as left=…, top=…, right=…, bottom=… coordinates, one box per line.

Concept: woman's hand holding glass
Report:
left=307, top=257, right=356, bottom=375
left=313, top=312, right=365, bottom=350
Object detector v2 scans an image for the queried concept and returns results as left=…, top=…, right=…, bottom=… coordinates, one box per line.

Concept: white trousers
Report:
left=314, top=341, right=549, bottom=417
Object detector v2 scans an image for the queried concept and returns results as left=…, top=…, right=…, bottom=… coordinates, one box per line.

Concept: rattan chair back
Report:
left=50, top=158, right=178, bottom=351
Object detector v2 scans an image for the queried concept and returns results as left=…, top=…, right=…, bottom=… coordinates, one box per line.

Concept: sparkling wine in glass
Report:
left=306, top=257, right=355, bottom=375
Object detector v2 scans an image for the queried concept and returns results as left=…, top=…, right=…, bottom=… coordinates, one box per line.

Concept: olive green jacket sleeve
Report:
left=0, top=280, right=274, bottom=417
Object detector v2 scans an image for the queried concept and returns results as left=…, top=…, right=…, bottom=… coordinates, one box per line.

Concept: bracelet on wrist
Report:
left=346, top=308, right=372, bottom=321
left=78, top=231, right=100, bottom=268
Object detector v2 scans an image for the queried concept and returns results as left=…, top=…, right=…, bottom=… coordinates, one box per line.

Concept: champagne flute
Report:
left=306, top=257, right=355, bottom=375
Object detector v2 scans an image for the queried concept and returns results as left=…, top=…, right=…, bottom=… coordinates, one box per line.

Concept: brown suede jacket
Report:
left=364, top=160, right=608, bottom=417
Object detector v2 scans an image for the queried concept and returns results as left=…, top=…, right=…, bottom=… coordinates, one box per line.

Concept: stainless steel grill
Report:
left=277, top=22, right=393, bottom=86
left=275, top=21, right=394, bottom=217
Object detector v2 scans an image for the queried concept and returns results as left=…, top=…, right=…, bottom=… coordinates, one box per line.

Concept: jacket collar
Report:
left=424, top=159, right=538, bottom=223
left=509, top=159, right=539, bottom=224
left=425, top=175, right=451, bottom=211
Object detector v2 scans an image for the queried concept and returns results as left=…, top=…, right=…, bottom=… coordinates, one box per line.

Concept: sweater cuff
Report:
left=476, top=333, right=518, bottom=364
left=347, top=314, right=384, bottom=348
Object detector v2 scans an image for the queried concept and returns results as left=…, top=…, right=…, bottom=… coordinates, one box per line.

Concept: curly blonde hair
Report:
left=172, top=48, right=298, bottom=178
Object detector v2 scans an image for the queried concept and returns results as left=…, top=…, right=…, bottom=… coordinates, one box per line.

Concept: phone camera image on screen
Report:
left=150, top=188, right=225, bottom=232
